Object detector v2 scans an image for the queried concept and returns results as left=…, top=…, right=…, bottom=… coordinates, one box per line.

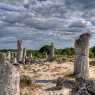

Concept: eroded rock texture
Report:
left=74, top=33, right=91, bottom=79
left=72, top=78, right=95, bottom=95
left=0, top=62, right=20, bottom=95
left=56, top=77, right=95, bottom=95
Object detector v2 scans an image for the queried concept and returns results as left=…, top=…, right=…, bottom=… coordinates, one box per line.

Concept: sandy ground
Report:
left=19, top=61, right=95, bottom=95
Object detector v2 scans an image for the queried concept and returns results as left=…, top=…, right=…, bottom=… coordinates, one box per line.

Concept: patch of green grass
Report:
left=20, top=75, right=31, bottom=87
left=64, top=73, right=75, bottom=79
left=20, top=92, right=28, bottom=95
left=31, top=83, right=45, bottom=90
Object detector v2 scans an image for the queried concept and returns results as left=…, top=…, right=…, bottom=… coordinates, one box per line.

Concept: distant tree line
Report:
left=0, top=46, right=95, bottom=58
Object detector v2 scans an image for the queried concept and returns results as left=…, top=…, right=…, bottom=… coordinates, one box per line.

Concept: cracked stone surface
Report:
left=0, top=62, right=20, bottom=95
left=56, top=77, right=95, bottom=95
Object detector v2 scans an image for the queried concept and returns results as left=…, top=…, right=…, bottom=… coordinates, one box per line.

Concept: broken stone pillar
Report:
left=17, top=40, right=23, bottom=63
left=48, top=42, right=55, bottom=61
left=0, top=54, right=20, bottom=95
left=22, top=48, right=26, bottom=63
left=74, top=33, right=91, bottom=79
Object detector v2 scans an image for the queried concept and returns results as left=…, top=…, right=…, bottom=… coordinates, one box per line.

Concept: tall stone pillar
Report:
left=74, top=33, right=91, bottom=79
left=22, top=48, right=26, bottom=64
left=48, top=42, right=55, bottom=61
left=45, top=52, right=48, bottom=60
left=51, top=42, right=54, bottom=58
left=17, top=40, right=23, bottom=63
left=6, top=51, right=11, bottom=62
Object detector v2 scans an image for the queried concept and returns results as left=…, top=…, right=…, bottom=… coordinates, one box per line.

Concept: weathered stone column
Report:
left=0, top=53, right=7, bottom=63
left=45, top=52, right=48, bottom=60
left=22, top=48, right=26, bottom=64
left=14, top=52, right=17, bottom=64
left=0, top=54, right=20, bottom=95
left=51, top=42, right=55, bottom=57
left=6, top=51, right=11, bottom=62
left=74, top=33, right=91, bottom=79
left=10, top=52, right=17, bottom=64
left=30, top=53, right=32, bottom=58
left=17, top=40, right=23, bottom=63
left=48, top=42, right=55, bottom=61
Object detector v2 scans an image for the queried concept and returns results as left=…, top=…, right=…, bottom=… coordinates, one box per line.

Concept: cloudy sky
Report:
left=0, top=0, right=95, bottom=49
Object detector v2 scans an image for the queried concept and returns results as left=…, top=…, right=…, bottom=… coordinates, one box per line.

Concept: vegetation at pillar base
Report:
left=0, top=45, right=95, bottom=59
left=90, top=46, right=95, bottom=58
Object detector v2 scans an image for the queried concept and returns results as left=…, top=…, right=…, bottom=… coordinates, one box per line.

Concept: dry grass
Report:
left=19, top=61, right=95, bottom=95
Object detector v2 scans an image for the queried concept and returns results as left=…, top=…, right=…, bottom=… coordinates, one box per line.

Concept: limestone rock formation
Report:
left=17, top=40, right=23, bottom=63
left=48, top=42, right=55, bottom=61
left=56, top=32, right=95, bottom=95
left=0, top=62, right=20, bottom=95
left=74, top=33, right=91, bottom=79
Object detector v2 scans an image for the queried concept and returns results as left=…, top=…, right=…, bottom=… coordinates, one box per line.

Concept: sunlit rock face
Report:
left=0, top=0, right=94, bottom=49
left=74, top=33, right=91, bottom=79
left=0, top=62, right=20, bottom=95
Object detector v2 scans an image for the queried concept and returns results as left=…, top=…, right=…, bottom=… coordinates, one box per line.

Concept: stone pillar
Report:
left=27, top=51, right=32, bottom=59
left=0, top=61, right=20, bottom=95
left=14, top=53, right=17, bottom=64
left=22, top=48, right=26, bottom=64
left=74, top=33, right=91, bottom=79
left=48, top=42, right=55, bottom=61
left=51, top=42, right=54, bottom=57
left=45, top=52, right=48, bottom=60
left=0, top=53, right=3, bottom=63
left=0, top=53, right=6, bottom=63
left=30, top=53, right=32, bottom=58
left=6, top=51, right=11, bottom=62
left=10, top=52, right=17, bottom=64
left=17, top=40, right=23, bottom=63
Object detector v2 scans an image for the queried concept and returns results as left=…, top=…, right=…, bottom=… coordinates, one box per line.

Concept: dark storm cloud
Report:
left=65, top=0, right=95, bottom=10
left=0, top=0, right=94, bottom=49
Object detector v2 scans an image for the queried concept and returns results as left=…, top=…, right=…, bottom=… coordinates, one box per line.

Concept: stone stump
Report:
left=0, top=55, right=20, bottom=95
